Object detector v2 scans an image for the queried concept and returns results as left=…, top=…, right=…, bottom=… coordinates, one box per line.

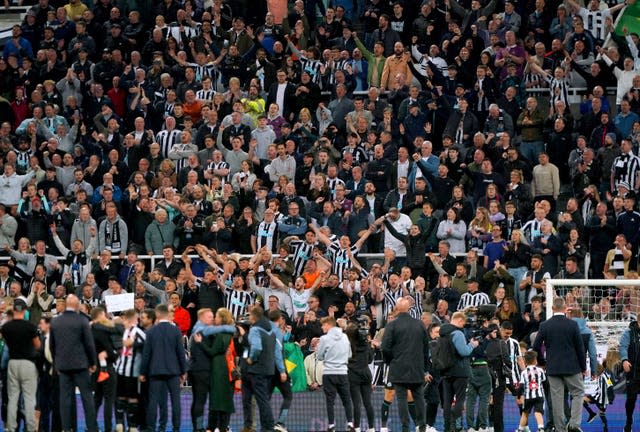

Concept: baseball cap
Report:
left=13, top=298, right=27, bottom=312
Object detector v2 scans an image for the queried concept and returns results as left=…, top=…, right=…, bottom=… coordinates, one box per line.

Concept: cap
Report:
left=103, top=47, right=111, bottom=53
left=466, top=276, right=479, bottom=284
left=388, top=207, right=399, bottom=213
left=408, top=101, right=420, bottom=108
left=31, top=196, right=41, bottom=204
left=26, top=10, right=36, bottom=17
left=111, top=23, right=121, bottom=29
left=455, top=82, right=466, bottom=89
left=13, top=298, right=27, bottom=312
left=78, top=47, right=89, bottom=53
left=282, top=122, right=291, bottom=128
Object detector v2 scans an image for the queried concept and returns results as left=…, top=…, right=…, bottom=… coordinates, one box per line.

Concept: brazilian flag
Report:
left=284, top=342, right=308, bottom=392
left=615, top=2, right=640, bottom=35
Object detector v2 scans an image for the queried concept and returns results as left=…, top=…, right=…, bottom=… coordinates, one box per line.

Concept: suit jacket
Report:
left=267, top=82, right=297, bottom=122
left=533, top=314, right=586, bottom=376
left=50, top=310, right=96, bottom=372
left=140, top=320, right=187, bottom=378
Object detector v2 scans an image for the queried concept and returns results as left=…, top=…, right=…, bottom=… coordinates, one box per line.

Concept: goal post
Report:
left=545, top=278, right=636, bottom=370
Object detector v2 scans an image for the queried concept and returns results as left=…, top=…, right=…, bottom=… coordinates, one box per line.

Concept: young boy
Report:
left=518, top=350, right=546, bottom=432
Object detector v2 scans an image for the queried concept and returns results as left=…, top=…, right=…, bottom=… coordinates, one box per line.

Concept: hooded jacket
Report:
left=439, top=323, right=474, bottom=378
left=317, top=326, right=351, bottom=375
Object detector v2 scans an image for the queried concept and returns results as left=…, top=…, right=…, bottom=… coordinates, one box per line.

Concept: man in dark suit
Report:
left=533, top=297, right=586, bottom=432
left=139, top=304, right=187, bottom=432
left=50, top=294, right=99, bottom=432
left=266, top=69, right=297, bottom=122
left=381, top=297, right=430, bottom=432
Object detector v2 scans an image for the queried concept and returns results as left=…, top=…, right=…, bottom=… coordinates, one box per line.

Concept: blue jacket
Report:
left=140, top=321, right=187, bottom=377
left=573, top=317, right=598, bottom=374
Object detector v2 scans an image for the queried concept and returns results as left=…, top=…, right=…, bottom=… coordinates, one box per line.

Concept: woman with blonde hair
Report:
left=468, top=207, right=493, bottom=250
left=195, top=307, right=236, bottom=432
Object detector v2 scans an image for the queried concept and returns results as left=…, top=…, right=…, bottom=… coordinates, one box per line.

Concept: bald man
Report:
left=50, top=294, right=99, bottom=432
left=381, top=295, right=430, bottom=432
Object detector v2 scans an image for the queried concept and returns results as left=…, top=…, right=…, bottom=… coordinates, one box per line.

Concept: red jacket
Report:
left=173, top=306, right=191, bottom=335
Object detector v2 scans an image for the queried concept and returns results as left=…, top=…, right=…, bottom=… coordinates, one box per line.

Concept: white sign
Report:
left=104, top=293, right=134, bottom=313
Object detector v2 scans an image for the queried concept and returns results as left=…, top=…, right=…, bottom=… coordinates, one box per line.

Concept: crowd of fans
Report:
left=0, top=0, right=640, bottom=430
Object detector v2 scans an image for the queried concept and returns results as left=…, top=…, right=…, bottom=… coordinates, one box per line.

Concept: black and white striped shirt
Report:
left=579, top=7, right=610, bottom=41
left=207, top=160, right=230, bottom=184
left=592, top=370, right=613, bottom=406
left=255, top=221, right=279, bottom=253
left=156, top=129, right=181, bottom=158
left=115, top=326, right=146, bottom=377
left=542, top=75, right=570, bottom=107
left=519, top=365, right=546, bottom=400
left=328, top=241, right=358, bottom=281
left=611, top=152, right=640, bottom=191
left=224, top=286, right=254, bottom=319
left=457, top=291, right=491, bottom=311
left=289, top=239, right=316, bottom=277
left=196, top=88, right=216, bottom=103
left=383, top=286, right=404, bottom=318
left=504, top=337, right=522, bottom=385
left=326, top=177, right=345, bottom=198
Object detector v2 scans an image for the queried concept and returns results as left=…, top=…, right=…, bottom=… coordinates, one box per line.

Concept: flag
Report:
left=615, top=3, right=640, bottom=35
left=284, top=342, right=308, bottom=392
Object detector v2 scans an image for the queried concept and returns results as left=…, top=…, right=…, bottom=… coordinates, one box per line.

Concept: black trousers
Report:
left=323, top=374, right=353, bottom=426
left=349, top=377, right=375, bottom=429
left=189, top=370, right=210, bottom=430
left=93, top=364, right=117, bottom=432
left=242, top=372, right=275, bottom=432
left=442, top=376, right=468, bottom=432
left=490, top=380, right=506, bottom=432
left=396, top=382, right=426, bottom=432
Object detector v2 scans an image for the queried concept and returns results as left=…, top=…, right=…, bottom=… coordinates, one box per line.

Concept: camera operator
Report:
left=438, top=311, right=479, bottom=432
left=345, top=320, right=375, bottom=432
left=485, top=322, right=513, bottom=432
left=464, top=314, right=497, bottom=432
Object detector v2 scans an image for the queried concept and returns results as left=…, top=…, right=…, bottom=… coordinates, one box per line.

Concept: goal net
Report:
left=545, top=278, right=635, bottom=374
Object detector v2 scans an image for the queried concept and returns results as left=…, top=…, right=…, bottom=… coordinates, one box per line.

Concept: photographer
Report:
left=440, top=311, right=479, bottom=432
left=345, top=320, right=375, bottom=432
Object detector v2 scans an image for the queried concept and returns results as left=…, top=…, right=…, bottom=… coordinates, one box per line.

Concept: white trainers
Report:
left=381, top=428, right=388, bottom=432
left=115, top=424, right=124, bottom=432
left=274, top=423, right=288, bottom=432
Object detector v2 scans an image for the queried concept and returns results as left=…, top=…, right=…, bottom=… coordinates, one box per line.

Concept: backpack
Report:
left=429, top=333, right=457, bottom=371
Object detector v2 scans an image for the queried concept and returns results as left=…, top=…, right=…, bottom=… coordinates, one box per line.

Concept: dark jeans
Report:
left=147, top=375, right=181, bottom=432
left=323, top=374, right=353, bottom=426
left=349, top=378, right=374, bottom=429
left=242, top=372, right=274, bottom=432
left=93, top=364, right=117, bottom=432
left=59, top=369, right=98, bottom=432
left=189, top=370, right=210, bottom=430
left=442, top=376, right=468, bottom=432
left=270, top=373, right=293, bottom=424
left=624, top=379, right=640, bottom=427
left=396, top=382, right=426, bottom=432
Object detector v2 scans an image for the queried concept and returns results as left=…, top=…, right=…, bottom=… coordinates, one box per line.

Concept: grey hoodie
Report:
left=316, top=326, right=351, bottom=375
